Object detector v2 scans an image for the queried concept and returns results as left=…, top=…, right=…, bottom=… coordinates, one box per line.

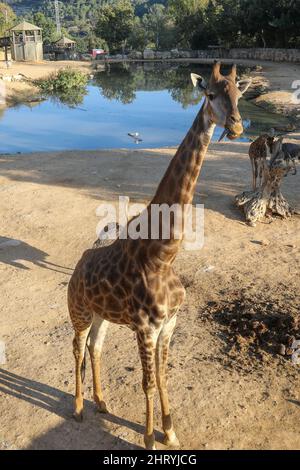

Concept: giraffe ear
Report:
left=191, top=73, right=207, bottom=90
left=237, top=79, right=252, bottom=95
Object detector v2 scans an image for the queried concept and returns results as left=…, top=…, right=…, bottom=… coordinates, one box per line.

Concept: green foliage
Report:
left=128, top=17, right=148, bottom=51
left=5, top=0, right=300, bottom=50
left=95, top=0, right=135, bottom=52
left=75, top=33, right=108, bottom=53
left=0, top=2, right=16, bottom=37
left=168, top=0, right=208, bottom=48
left=36, top=68, right=88, bottom=106
left=142, top=4, right=174, bottom=49
left=26, top=11, right=57, bottom=44
left=238, top=0, right=300, bottom=47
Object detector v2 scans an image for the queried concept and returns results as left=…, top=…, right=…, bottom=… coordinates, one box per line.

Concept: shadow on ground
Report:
left=0, top=237, right=73, bottom=274
left=1, top=144, right=299, bottom=222
left=0, top=368, right=165, bottom=450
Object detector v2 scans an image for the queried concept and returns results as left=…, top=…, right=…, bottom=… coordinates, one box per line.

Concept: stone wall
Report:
left=228, top=48, right=300, bottom=63
left=126, top=48, right=300, bottom=63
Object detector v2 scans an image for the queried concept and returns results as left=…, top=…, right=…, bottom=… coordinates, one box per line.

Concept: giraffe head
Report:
left=191, top=61, right=251, bottom=140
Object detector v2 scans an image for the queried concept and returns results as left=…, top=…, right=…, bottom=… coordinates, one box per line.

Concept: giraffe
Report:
left=67, top=62, right=251, bottom=450
left=249, top=133, right=275, bottom=190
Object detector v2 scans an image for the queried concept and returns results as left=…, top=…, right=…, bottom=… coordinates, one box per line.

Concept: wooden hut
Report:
left=10, top=20, right=43, bottom=62
left=54, top=36, right=76, bottom=50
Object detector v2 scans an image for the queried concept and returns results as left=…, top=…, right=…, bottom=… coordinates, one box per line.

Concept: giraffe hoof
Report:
left=73, top=410, right=83, bottom=422
left=163, top=434, right=180, bottom=448
left=96, top=400, right=109, bottom=414
left=144, top=433, right=156, bottom=450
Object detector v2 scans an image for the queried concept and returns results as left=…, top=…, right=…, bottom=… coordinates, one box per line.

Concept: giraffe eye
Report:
left=208, top=93, right=215, bottom=101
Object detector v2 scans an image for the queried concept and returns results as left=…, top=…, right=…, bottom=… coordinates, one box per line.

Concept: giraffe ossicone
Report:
left=68, top=62, right=250, bottom=449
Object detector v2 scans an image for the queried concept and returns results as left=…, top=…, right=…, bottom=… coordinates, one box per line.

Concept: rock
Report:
left=161, top=51, right=171, bottom=59
left=278, top=344, right=286, bottom=356
left=171, top=48, right=180, bottom=58
left=203, top=265, right=215, bottom=273
left=179, top=50, right=192, bottom=59
left=286, top=335, right=296, bottom=347
left=128, top=51, right=143, bottom=60
left=143, top=49, right=155, bottom=60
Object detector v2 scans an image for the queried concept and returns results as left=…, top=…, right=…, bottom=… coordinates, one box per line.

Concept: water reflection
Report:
left=94, top=62, right=204, bottom=108
left=46, top=87, right=88, bottom=107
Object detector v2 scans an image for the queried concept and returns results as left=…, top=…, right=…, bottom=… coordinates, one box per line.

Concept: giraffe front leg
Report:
left=137, top=329, right=158, bottom=450
left=72, top=328, right=91, bottom=421
left=156, top=314, right=180, bottom=448
left=87, top=316, right=109, bottom=414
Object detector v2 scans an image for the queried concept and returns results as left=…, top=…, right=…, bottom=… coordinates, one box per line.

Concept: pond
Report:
left=0, top=62, right=290, bottom=153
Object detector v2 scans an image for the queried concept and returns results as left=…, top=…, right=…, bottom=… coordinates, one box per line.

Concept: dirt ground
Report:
left=0, top=133, right=299, bottom=449
left=0, top=60, right=92, bottom=107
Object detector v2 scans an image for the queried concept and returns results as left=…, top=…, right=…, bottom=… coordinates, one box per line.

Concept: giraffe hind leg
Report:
left=72, top=326, right=92, bottom=421
left=81, top=348, right=86, bottom=383
left=156, top=314, right=180, bottom=448
left=87, top=315, right=109, bottom=414
left=137, top=328, right=160, bottom=450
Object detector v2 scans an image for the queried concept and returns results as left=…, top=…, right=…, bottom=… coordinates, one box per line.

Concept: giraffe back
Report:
left=249, top=134, right=274, bottom=161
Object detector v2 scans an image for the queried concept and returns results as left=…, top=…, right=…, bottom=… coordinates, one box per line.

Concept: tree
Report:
left=202, top=0, right=241, bottom=48
left=239, top=0, right=300, bottom=48
left=0, top=2, right=16, bottom=37
left=95, top=0, right=135, bottom=53
left=30, top=12, right=57, bottom=45
left=168, top=0, right=208, bottom=48
left=142, top=4, right=169, bottom=50
left=128, top=16, right=148, bottom=51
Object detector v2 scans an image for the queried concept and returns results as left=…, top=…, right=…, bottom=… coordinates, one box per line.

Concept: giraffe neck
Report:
left=151, top=100, right=215, bottom=207
left=124, top=101, right=216, bottom=269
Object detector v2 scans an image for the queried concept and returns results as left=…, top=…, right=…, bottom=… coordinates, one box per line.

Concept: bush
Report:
left=36, top=68, right=89, bottom=106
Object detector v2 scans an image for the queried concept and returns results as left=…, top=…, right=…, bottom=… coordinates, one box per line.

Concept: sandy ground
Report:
left=0, top=135, right=299, bottom=449
left=0, top=60, right=92, bottom=107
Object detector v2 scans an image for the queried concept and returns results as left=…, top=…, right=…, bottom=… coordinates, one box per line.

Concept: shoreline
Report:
left=1, top=59, right=300, bottom=126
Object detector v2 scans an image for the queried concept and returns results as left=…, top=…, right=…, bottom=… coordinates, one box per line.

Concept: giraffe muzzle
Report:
left=218, top=126, right=243, bottom=142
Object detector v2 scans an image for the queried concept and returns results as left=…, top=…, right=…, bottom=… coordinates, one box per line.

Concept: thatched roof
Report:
left=55, top=36, right=76, bottom=46
left=11, top=20, right=41, bottom=32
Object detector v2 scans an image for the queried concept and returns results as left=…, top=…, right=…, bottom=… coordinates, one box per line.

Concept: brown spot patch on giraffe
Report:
left=118, top=254, right=128, bottom=273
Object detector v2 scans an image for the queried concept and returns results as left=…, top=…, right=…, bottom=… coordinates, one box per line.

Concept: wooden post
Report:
left=23, top=30, right=26, bottom=60
left=235, top=151, right=296, bottom=226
